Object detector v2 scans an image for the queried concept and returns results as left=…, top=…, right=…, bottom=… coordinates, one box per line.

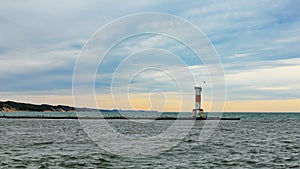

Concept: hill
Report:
left=0, top=101, right=75, bottom=112
left=0, top=101, right=158, bottom=112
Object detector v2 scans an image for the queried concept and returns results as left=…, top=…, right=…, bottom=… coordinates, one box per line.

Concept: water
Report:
left=1, top=113, right=300, bottom=168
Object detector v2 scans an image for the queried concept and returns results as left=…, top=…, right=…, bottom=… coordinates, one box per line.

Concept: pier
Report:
left=0, top=116, right=240, bottom=120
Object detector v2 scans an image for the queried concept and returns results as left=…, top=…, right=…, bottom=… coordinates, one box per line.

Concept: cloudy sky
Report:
left=0, top=0, right=299, bottom=112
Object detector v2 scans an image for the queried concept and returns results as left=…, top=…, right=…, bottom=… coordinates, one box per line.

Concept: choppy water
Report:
left=1, top=113, right=300, bottom=168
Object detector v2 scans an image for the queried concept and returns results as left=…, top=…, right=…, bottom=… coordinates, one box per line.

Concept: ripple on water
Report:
left=0, top=116, right=300, bottom=168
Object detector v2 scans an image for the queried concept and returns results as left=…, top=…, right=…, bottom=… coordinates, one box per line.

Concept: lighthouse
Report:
left=192, top=86, right=204, bottom=118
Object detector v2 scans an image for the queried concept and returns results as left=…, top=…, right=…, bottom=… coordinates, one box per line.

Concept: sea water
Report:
left=0, top=112, right=299, bottom=168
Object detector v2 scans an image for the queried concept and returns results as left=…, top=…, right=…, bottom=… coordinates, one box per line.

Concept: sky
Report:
left=0, top=0, right=300, bottom=112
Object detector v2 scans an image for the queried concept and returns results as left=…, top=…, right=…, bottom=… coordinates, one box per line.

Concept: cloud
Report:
left=0, top=41, right=81, bottom=92
left=274, top=37, right=300, bottom=44
left=179, top=1, right=300, bottom=64
left=226, top=60, right=300, bottom=100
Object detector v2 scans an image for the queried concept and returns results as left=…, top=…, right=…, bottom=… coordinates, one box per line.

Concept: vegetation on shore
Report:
left=0, top=101, right=158, bottom=112
left=0, top=101, right=75, bottom=112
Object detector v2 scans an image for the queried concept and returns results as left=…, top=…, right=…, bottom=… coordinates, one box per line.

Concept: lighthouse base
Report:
left=192, top=108, right=204, bottom=118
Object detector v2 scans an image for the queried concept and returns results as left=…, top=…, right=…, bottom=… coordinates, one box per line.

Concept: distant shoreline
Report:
left=0, top=101, right=158, bottom=113
left=0, top=101, right=76, bottom=112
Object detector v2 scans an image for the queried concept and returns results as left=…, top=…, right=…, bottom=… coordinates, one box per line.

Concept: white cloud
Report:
left=0, top=46, right=78, bottom=77
left=226, top=62, right=300, bottom=100
left=274, top=37, right=300, bottom=44
left=257, top=87, right=290, bottom=91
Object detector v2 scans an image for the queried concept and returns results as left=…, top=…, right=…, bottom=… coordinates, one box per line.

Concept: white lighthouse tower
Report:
left=192, top=86, right=204, bottom=118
